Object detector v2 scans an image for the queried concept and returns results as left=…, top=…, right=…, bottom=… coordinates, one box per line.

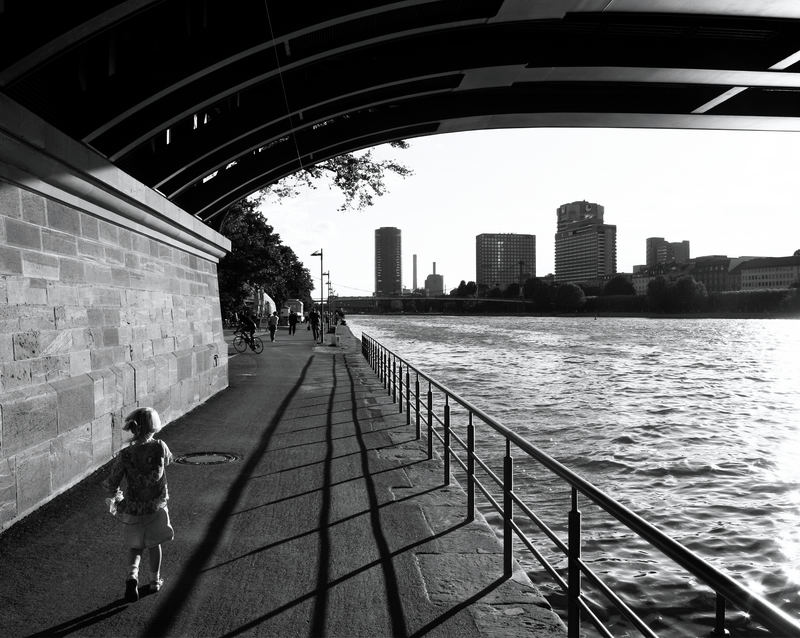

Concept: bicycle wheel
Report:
left=250, top=336, right=264, bottom=353
left=233, top=336, right=247, bottom=353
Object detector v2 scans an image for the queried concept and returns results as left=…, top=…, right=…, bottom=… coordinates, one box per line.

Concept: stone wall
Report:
left=0, top=180, right=228, bottom=530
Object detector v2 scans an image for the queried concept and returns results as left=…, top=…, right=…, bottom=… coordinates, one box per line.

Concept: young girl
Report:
left=103, top=407, right=174, bottom=603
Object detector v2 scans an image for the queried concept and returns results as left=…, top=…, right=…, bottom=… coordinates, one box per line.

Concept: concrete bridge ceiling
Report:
left=4, top=1, right=800, bottom=228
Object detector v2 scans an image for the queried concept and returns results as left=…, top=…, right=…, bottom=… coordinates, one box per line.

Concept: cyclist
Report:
left=238, top=311, right=257, bottom=344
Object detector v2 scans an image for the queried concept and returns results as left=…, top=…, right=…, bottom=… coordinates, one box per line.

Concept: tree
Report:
left=603, top=275, right=635, bottom=296
left=523, top=277, right=553, bottom=310
left=218, top=197, right=313, bottom=319
left=451, top=280, right=468, bottom=297
left=503, top=282, right=521, bottom=298
left=555, top=283, right=586, bottom=312
left=674, top=276, right=708, bottom=312
left=263, top=142, right=413, bottom=211
left=647, top=276, right=670, bottom=312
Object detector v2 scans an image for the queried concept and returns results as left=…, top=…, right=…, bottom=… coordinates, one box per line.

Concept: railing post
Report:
left=503, top=439, right=513, bottom=577
left=405, top=368, right=411, bottom=424
left=414, top=374, right=420, bottom=436
left=568, top=487, right=582, bottom=638
left=443, top=396, right=450, bottom=486
left=381, top=350, right=386, bottom=388
left=712, top=594, right=729, bottom=637
left=398, top=362, right=403, bottom=413
left=392, top=357, right=397, bottom=402
left=426, top=383, right=433, bottom=459
left=467, top=411, right=474, bottom=522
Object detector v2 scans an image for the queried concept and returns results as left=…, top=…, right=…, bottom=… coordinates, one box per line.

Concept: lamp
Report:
left=311, top=249, right=323, bottom=342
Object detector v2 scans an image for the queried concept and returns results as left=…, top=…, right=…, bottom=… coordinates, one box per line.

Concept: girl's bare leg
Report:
left=127, top=548, right=142, bottom=580
left=149, top=544, right=162, bottom=583
left=125, top=549, right=142, bottom=602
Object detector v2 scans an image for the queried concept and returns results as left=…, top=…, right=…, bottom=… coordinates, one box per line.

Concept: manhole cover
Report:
left=175, top=452, right=240, bottom=465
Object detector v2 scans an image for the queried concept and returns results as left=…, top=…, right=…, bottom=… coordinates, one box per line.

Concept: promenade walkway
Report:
left=0, top=325, right=565, bottom=638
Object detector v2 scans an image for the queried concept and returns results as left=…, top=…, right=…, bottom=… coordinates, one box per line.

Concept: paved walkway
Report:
left=0, top=325, right=565, bottom=637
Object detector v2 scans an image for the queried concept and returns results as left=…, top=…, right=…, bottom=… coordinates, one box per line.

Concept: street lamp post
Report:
left=311, top=249, right=323, bottom=343
left=322, top=271, right=330, bottom=331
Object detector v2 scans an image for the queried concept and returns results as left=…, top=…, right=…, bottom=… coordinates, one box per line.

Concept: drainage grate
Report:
left=175, top=452, right=240, bottom=465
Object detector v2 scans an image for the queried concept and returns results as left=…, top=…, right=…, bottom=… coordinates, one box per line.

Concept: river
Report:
left=344, top=315, right=800, bottom=637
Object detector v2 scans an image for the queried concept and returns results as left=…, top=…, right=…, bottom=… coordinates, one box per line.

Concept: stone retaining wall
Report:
left=0, top=180, right=228, bottom=530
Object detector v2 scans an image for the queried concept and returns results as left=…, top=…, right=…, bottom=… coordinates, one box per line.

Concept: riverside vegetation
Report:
left=372, top=274, right=800, bottom=317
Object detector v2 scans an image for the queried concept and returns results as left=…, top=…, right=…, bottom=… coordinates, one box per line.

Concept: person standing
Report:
left=267, top=310, right=279, bottom=342
left=102, top=407, right=174, bottom=602
left=288, top=310, right=298, bottom=336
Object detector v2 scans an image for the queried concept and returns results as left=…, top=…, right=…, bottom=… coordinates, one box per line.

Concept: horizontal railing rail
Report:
left=361, top=333, right=800, bottom=638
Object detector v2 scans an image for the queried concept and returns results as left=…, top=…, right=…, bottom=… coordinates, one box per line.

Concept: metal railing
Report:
left=361, top=333, right=800, bottom=638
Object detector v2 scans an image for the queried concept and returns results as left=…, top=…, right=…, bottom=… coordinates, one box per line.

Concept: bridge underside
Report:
left=4, top=1, right=800, bottom=228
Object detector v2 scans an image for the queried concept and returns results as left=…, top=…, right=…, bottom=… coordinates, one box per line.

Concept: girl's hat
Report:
left=123, top=407, right=163, bottom=436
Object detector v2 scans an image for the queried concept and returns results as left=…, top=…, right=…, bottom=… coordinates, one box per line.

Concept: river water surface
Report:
left=345, top=315, right=800, bottom=637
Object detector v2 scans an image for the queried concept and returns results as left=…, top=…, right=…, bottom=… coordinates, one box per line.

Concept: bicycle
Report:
left=232, top=328, right=264, bottom=354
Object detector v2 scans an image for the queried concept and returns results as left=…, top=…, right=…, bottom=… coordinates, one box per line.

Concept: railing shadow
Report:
left=142, top=356, right=316, bottom=637
left=24, top=597, right=134, bottom=637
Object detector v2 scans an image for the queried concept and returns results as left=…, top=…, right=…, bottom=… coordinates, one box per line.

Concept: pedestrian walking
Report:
left=267, top=310, right=279, bottom=342
left=309, top=307, right=321, bottom=341
left=102, top=407, right=174, bottom=603
left=288, top=310, right=298, bottom=335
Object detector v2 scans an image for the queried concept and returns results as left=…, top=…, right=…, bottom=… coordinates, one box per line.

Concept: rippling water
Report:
left=345, top=315, right=800, bottom=637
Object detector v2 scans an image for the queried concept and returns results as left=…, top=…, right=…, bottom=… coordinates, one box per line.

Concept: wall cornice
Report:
left=0, top=94, right=230, bottom=261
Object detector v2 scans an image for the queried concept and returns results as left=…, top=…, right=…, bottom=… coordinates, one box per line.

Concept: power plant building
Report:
left=424, top=262, right=444, bottom=296
left=374, top=227, right=402, bottom=296
left=475, top=233, right=536, bottom=290
left=554, top=201, right=617, bottom=283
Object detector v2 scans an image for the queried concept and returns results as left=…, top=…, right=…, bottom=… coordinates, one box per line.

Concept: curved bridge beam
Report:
left=4, top=0, right=800, bottom=223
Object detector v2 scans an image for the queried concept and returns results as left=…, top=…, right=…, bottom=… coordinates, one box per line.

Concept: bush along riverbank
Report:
left=362, top=285, right=800, bottom=317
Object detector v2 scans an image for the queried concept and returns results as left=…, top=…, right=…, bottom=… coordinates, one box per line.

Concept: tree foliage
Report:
left=647, top=275, right=708, bottom=313
left=555, top=283, right=586, bottom=312
left=217, top=142, right=412, bottom=321
left=218, top=197, right=313, bottom=318
left=263, top=142, right=413, bottom=211
left=603, top=275, right=636, bottom=296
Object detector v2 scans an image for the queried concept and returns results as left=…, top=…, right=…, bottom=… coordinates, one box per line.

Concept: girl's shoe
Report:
left=125, top=578, right=139, bottom=603
left=149, top=577, right=164, bottom=593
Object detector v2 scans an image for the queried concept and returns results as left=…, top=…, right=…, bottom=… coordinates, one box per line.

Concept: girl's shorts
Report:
left=123, top=507, right=174, bottom=549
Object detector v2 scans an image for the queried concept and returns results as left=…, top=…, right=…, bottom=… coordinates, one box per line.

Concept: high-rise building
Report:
left=646, top=237, right=690, bottom=267
left=475, top=233, right=536, bottom=290
left=413, top=254, right=418, bottom=290
left=424, top=262, right=444, bottom=296
left=375, top=227, right=402, bottom=296
left=554, top=200, right=616, bottom=283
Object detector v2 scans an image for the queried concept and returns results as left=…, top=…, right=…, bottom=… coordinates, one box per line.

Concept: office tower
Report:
left=475, top=233, right=536, bottom=290
left=647, top=237, right=690, bottom=266
left=413, top=254, right=418, bottom=290
left=554, top=200, right=616, bottom=283
left=375, top=227, right=402, bottom=296
left=425, top=262, right=444, bottom=296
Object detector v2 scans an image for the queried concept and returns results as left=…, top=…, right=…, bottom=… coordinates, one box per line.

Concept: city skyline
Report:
left=259, top=127, right=800, bottom=298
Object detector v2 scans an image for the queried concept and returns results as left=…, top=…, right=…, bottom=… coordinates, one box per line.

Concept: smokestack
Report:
left=413, top=254, right=417, bottom=289
left=433, top=261, right=436, bottom=275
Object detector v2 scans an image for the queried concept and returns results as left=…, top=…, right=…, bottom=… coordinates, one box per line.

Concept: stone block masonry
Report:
left=0, top=180, right=229, bottom=530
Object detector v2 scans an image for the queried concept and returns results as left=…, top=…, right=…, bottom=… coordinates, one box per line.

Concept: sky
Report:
left=257, top=127, right=800, bottom=299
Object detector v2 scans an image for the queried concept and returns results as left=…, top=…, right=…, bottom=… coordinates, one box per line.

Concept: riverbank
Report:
left=0, top=325, right=564, bottom=637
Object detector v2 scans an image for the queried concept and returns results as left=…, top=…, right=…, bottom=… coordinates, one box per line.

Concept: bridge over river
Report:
left=3, top=3, right=800, bottom=635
